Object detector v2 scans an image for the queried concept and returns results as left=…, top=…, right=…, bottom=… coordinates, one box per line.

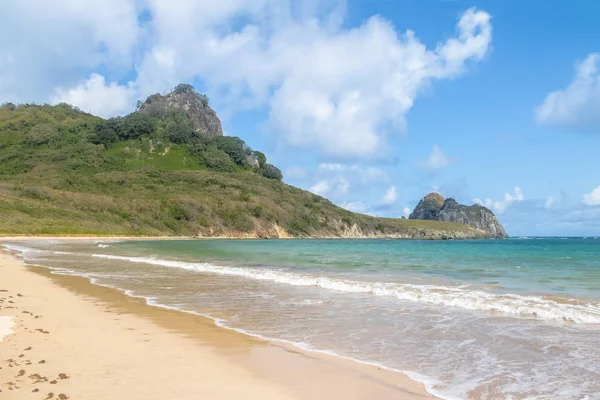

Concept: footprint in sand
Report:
left=58, top=373, right=68, bottom=380
left=58, top=394, right=68, bottom=399
left=29, top=373, right=48, bottom=383
left=45, top=393, right=54, bottom=399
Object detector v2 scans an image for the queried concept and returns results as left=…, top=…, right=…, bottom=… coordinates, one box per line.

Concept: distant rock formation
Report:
left=409, top=193, right=508, bottom=238
left=139, top=83, right=223, bottom=137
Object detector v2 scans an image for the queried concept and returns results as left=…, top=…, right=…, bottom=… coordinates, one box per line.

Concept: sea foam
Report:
left=91, top=253, right=600, bottom=324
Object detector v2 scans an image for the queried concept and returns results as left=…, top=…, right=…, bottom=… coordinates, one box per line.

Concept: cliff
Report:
left=139, top=83, right=223, bottom=137
left=409, top=193, right=508, bottom=238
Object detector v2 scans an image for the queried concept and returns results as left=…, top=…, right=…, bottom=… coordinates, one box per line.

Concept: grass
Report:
left=0, top=102, right=486, bottom=238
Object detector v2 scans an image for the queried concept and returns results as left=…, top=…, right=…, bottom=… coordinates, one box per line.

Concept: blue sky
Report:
left=1, top=0, right=599, bottom=236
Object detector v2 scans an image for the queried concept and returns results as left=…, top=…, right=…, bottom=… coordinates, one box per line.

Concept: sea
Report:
left=3, top=238, right=600, bottom=399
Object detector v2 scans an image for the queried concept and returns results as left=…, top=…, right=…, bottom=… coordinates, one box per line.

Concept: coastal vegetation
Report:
left=0, top=86, right=488, bottom=238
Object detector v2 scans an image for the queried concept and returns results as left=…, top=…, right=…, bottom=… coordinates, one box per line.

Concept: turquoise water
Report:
left=5, top=238, right=600, bottom=399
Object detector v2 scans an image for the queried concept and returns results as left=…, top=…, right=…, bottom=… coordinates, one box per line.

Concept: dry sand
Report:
left=0, top=248, right=435, bottom=399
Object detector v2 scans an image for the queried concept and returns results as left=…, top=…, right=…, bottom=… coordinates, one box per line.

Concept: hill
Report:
left=409, top=193, right=508, bottom=238
left=0, top=86, right=495, bottom=239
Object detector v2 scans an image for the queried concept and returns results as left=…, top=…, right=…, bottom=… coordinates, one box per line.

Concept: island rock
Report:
left=409, top=193, right=508, bottom=238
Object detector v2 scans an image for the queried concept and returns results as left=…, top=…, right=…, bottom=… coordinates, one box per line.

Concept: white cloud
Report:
left=341, top=201, right=367, bottom=213
left=582, top=185, right=600, bottom=206
left=545, top=196, right=556, bottom=210
left=316, top=163, right=389, bottom=185
left=403, top=206, right=411, bottom=217
left=419, top=144, right=455, bottom=170
left=51, top=74, right=136, bottom=118
left=309, top=181, right=330, bottom=196
left=2, top=2, right=492, bottom=159
left=0, top=0, right=140, bottom=103
left=378, top=185, right=397, bottom=206
left=309, top=176, right=349, bottom=196
left=535, top=53, right=600, bottom=129
left=474, top=186, right=524, bottom=215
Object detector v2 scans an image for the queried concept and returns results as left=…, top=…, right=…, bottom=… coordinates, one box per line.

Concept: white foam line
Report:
left=16, top=261, right=457, bottom=400
left=91, top=253, right=600, bottom=324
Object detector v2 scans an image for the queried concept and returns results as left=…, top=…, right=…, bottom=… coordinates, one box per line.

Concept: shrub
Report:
left=200, top=147, right=236, bottom=172
left=263, top=164, right=283, bottom=181
left=118, top=113, right=155, bottom=140
left=214, top=136, right=249, bottom=166
left=24, top=124, right=58, bottom=146
left=174, top=83, right=195, bottom=94
left=251, top=205, right=263, bottom=217
left=254, top=151, right=267, bottom=168
left=165, top=115, right=195, bottom=144
left=199, top=94, right=209, bottom=107
left=21, top=186, right=53, bottom=200
left=239, top=187, right=251, bottom=202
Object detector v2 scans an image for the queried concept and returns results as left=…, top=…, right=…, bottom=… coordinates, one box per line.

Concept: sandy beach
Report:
left=0, top=246, right=434, bottom=399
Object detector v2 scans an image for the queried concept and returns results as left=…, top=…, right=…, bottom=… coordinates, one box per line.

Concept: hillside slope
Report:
left=0, top=87, right=494, bottom=239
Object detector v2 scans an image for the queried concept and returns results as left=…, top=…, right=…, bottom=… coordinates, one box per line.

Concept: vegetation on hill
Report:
left=0, top=86, right=490, bottom=238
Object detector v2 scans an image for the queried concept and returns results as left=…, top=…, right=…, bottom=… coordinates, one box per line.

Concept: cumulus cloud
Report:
left=309, top=176, right=349, bottom=196
left=0, top=0, right=140, bottom=103
left=419, top=144, right=455, bottom=170
left=378, top=185, right=398, bottom=206
left=545, top=196, right=556, bottom=210
left=582, top=185, right=600, bottom=206
left=474, top=187, right=524, bottom=214
left=309, top=181, right=331, bottom=196
left=316, top=163, right=389, bottom=185
left=340, top=201, right=367, bottom=213
left=403, top=207, right=411, bottom=218
left=535, top=53, right=600, bottom=130
left=51, top=74, right=136, bottom=118
left=1, top=2, right=492, bottom=159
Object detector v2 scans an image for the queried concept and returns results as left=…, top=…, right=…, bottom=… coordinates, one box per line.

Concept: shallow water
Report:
left=5, top=238, right=600, bottom=399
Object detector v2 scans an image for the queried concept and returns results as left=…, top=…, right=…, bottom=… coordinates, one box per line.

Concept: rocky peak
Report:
left=139, top=83, right=223, bottom=137
left=409, top=192, right=445, bottom=220
left=409, top=193, right=508, bottom=238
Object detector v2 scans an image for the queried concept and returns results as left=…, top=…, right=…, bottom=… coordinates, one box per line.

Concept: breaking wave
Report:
left=92, top=254, right=600, bottom=324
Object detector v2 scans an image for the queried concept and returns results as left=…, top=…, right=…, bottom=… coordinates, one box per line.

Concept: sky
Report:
left=1, top=0, right=599, bottom=236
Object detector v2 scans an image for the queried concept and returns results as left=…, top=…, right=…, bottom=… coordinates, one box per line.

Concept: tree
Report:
left=118, top=113, right=155, bottom=140
left=254, top=151, right=267, bottom=169
left=214, top=136, right=248, bottom=166
left=263, top=164, right=283, bottom=181
left=165, top=114, right=195, bottom=144
left=1, top=102, right=16, bottom=111
left=200, top=146, right=237, bottom=172
left=174, top=83, right=194, bottom=94
left=199, top=94, right=209, bottom=107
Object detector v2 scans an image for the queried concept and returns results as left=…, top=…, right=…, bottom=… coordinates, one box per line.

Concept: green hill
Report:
left=0, top=86, right=490, bottom=239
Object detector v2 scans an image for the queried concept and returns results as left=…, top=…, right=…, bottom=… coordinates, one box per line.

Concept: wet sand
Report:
left=0, top=249, right=434, bottom=399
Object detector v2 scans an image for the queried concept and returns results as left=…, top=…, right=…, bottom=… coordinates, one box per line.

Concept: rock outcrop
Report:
left=409, top=193, right=508, bottom=238
left=139, top=83, right=223, bottom=137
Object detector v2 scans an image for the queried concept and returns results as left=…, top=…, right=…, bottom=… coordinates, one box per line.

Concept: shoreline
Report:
left=0, top=246, right=435, bottom=399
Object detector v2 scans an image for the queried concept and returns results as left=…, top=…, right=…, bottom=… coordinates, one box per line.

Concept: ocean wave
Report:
left=91, top=253, right=600, bottom=324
